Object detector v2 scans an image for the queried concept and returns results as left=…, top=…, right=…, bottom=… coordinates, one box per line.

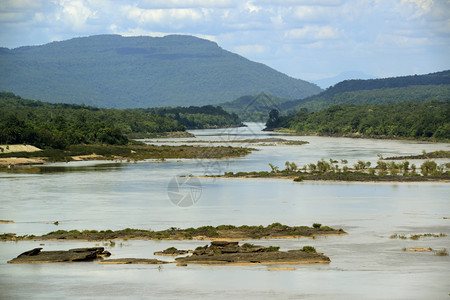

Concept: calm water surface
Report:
left=0, top=124, right=449, bottom=299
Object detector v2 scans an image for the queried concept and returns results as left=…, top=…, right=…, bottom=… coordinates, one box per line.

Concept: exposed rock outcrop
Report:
left=176, top=241, right=330, bottom=265
left=153, top=247, right=190, bottom=256
left=8, top=247, right=110, bottom=263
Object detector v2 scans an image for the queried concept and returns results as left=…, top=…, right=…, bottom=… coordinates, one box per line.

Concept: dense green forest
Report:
left=278, top=70, right=450, bottom=113
left=0, top=34, right=321, bottom=108
left=0, top=93, right=243, bottom=149
left=266, top=101, right=450, bottom=141
left=143, top=105, right=242, bottom=129
left=0, top=92, right=184, bottom=148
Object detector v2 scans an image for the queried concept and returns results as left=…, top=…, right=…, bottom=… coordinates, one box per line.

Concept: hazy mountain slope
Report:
left=311, top=71, right=376, bottom=89
left=0, top=34, right=321, bottom=108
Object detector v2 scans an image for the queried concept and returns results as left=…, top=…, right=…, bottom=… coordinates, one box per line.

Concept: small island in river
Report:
left=214, top=156, right=450, bottom=182
left=0, top=223, right=346, bottom=241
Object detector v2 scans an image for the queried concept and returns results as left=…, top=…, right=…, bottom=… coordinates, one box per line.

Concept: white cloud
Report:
left=255, top=0, right=343, bottom=6
left=0, top=0, right=449, bottom=80
left=376, top=33, right=429, bottom=48
left=137, top=0, right=235, bottom=9
left=122, top=5, right=203, bottom=25
left=56, top=0, right=97, bottom=30
left=245, top=1, right=262, bottom=13
left=285, top=25, right=340, bottom=40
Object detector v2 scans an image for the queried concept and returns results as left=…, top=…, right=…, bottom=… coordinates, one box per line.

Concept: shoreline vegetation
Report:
left=265, top=101, right=450, bottom=143
left=0, top=92, right=243, bottom=150
left=149, top=138, right=309, bottom=146
left=215, top=155, right=450, bottom=182
left=0, top=223, right=346, bottom=242
left=0, top=143, right=254, bottom=168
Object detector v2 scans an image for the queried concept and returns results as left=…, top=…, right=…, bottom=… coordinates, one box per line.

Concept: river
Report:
left=0, top=123, right=449, bottom=299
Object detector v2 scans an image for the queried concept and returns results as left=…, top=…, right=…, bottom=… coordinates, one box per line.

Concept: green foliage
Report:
left=0, top=35, right=321, bottom=108
left=165, top=247, right=178, bottom=252
left=0, top=93, right=246, bottom=149
left=282, top=70, right=450, bottom=113
left=421, top=160, right=438, bottom=176
left=241, top=243, right=255, bottom=248
left=265, top=246, right=280, bottom=252
left=435, top=248, right=448, bottom=256
left=301, top=246, right=317, bottom=253
left=216, top=225, right=237, bottom=230
left=143, top=105, right=242, bottom=129
left=317, top=159, right=331, bottom=172
left=312, top=223, right=322, bottom=228
left=0, top=93, right=185, bottom=148
left=269, top=100, right=450, bottom=141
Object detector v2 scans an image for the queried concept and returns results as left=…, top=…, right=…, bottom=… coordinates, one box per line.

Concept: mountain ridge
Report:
left=0, top=34, right=321, bottom=108
left=280, top=70, right=450, bottom=112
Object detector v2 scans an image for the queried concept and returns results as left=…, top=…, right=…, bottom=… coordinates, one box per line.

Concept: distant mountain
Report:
left=220, top=93, right=293, bottom=122
left=282, top=70, right=450, bottom=113
left=0, top=34, right=321, bottom=108
left=311, top=71, right=376, bottom=89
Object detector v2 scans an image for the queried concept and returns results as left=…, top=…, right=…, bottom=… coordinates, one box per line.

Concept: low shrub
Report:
left=301, top=246, right=317, bottom=253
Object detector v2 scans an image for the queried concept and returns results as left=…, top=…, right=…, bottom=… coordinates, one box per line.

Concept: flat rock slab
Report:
left=99, top=258, right=169, bottom=264
left=8, top=247, right=110, bottom=264
left=176, top=241, right=330, bottom=265
left=176, top=250, right=330, bottom=265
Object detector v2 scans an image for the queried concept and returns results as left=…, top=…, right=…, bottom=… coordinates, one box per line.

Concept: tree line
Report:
left=0, top=92, right=243, bottom=149
left=266, top=100, right=449, bottom=141
left=141, top=105, right=242, bottom=129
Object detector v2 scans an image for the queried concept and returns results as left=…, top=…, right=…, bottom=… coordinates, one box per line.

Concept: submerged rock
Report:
left=99, top=258, right=168, bottom=264
left=8, top=247, right=110, bottom=263
left=176, top=241, right=330, bottom=265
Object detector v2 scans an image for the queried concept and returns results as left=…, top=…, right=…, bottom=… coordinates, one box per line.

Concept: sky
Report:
left=0, top=0, right=449, bottom=81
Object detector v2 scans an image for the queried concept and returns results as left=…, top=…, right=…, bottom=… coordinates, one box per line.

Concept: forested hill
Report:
left=317, top=70, right=449, bottom=97
left=266, top=101, right=450, bottom=142
left=0, top=34, right=321, bottom=108
left=0, top=92, right=242, bottom=149
left=281, top=70, right=450, bottom=112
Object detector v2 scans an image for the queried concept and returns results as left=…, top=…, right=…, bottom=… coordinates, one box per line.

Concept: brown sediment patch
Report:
left=0, top=145, right=41, bottom=153
left=0, top=157, right=45, bottom=166
left=268, top=267, right=296, bottom=271
left=0, top=220, right=14, bottom=224
left=409, top=247, right=432, bottom=252
left=71, top=154, right=104, bottom=161
left=99, top=258, right=169, bottom=264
